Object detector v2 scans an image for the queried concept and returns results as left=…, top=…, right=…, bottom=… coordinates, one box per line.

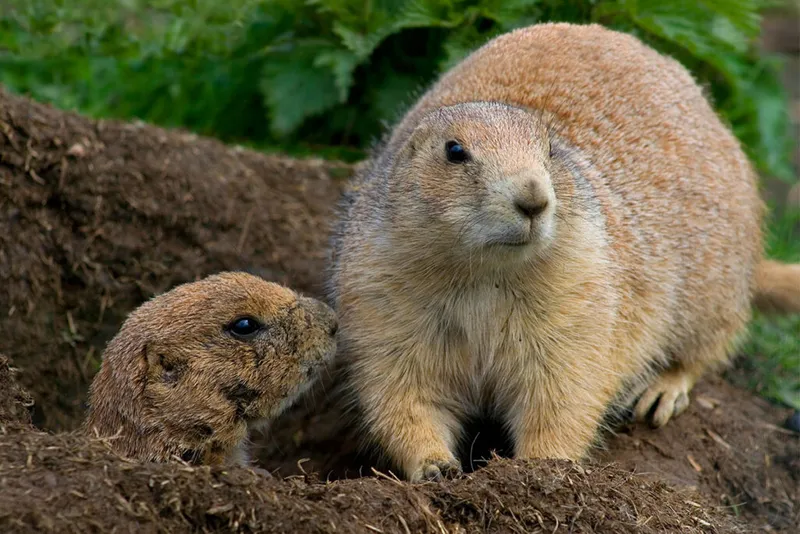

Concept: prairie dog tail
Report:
left=753, top=259, right=800, bottom=314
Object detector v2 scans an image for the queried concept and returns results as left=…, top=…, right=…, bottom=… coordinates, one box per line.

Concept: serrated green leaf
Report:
left=398, top=0, right=467, bottom=28
left=313, top=48, right=361, bottom=102
left=333, top=21, right=394, bottom=59
left=476, top=0, right=543, bottom=25
left=709, top=16, right=749, bottom=53
left=260, top=47, right=341, bottom=136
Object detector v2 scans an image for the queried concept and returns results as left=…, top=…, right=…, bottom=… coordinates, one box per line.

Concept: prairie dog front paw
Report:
left=410, top=456, right=463, bottom=483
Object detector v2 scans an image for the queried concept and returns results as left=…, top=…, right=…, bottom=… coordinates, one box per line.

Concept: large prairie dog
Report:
left=328, top=22, right=800, bottom=482
left=83, top=272, right=338, bottom=467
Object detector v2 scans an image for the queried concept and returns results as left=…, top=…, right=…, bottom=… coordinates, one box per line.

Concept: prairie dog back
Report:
left=330, top=22, right=776, bottom=482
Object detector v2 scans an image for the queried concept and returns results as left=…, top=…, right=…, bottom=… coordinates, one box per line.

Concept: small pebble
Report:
left=784, top=410, right=800, bottom=433
left=66, top=143, right=86, bottom=158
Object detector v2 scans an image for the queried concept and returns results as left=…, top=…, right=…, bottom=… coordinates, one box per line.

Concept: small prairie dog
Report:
left=83, top=272, right=338, bottom=467
left=329, top=22, right=800, bottom=482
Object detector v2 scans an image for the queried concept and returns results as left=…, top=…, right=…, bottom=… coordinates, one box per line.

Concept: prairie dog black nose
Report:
left=322, top=306, right=339, bottom=336
left=514, top=181, right=549, bottom=219
left=328, top=318, right=339, bottom=336
left=299, top=297, right=339, bottom=336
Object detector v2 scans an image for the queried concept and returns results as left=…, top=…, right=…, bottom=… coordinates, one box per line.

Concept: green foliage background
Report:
left=739, top=207, right=800, bottom=411
left=0, top=0, right=796, bottom=178
left=1, top=0, right=798, bottom=409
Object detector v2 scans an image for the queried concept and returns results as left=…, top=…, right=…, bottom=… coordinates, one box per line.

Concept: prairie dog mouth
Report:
left=247, top=344, right=335, bottom=431
left=495, top=237, right=531, bottom=247
left=486, top=228, right=533, bottom=248
left=271, top=373, right=323, bottom=421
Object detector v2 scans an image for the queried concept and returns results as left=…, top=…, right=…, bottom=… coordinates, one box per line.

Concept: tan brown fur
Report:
left=328, top=22, right=798, bottom=482
left=83, top=272, right=337, bottom=467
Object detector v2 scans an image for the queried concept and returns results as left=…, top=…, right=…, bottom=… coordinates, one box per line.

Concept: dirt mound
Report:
left=0, top=404, right=742, bottom=533
left=255, top=374, right=799, bottom=532
left=0, top=359, right=741, bottom=533
left=0, top=88, right=796, bottom=533
left=0, top=87, right=350, bottom=431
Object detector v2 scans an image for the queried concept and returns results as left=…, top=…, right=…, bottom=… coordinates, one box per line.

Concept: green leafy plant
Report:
left=1, top=0, right=796, bottom=175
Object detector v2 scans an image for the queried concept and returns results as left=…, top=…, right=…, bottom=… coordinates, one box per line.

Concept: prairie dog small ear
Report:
left=144, top=343, right=185, bottom=385
left=144, top=343, right=159, bottom=369
left=140, top=343, right=161, bottom=385
left=406, top=120, right=435, bottom=153
left=403, top=134, right=420, bottom=155
left=392, top=136, right=419, bottom=170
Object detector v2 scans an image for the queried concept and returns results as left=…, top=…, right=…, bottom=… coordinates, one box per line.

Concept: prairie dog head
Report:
left=389, top=102, right=557, bottom=265
left=83, top=272, right=338, bottom=466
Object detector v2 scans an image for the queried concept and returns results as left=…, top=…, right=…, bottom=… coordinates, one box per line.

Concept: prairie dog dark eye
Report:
left=226, top=316, right=263, bottom=339
left=445, top=140, right=468, bottom=164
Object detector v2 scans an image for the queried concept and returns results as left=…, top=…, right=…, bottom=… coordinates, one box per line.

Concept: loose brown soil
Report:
left=253, top=373, right=800, bottom=532
left=601, top=377, right=799, bottom=531
left=0, top=87, right=797, bottom=533
left=0, top=358, right=743, bottom=534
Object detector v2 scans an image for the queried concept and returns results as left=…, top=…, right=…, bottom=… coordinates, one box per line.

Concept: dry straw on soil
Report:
left=1, top=357, right=743, bottom=533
